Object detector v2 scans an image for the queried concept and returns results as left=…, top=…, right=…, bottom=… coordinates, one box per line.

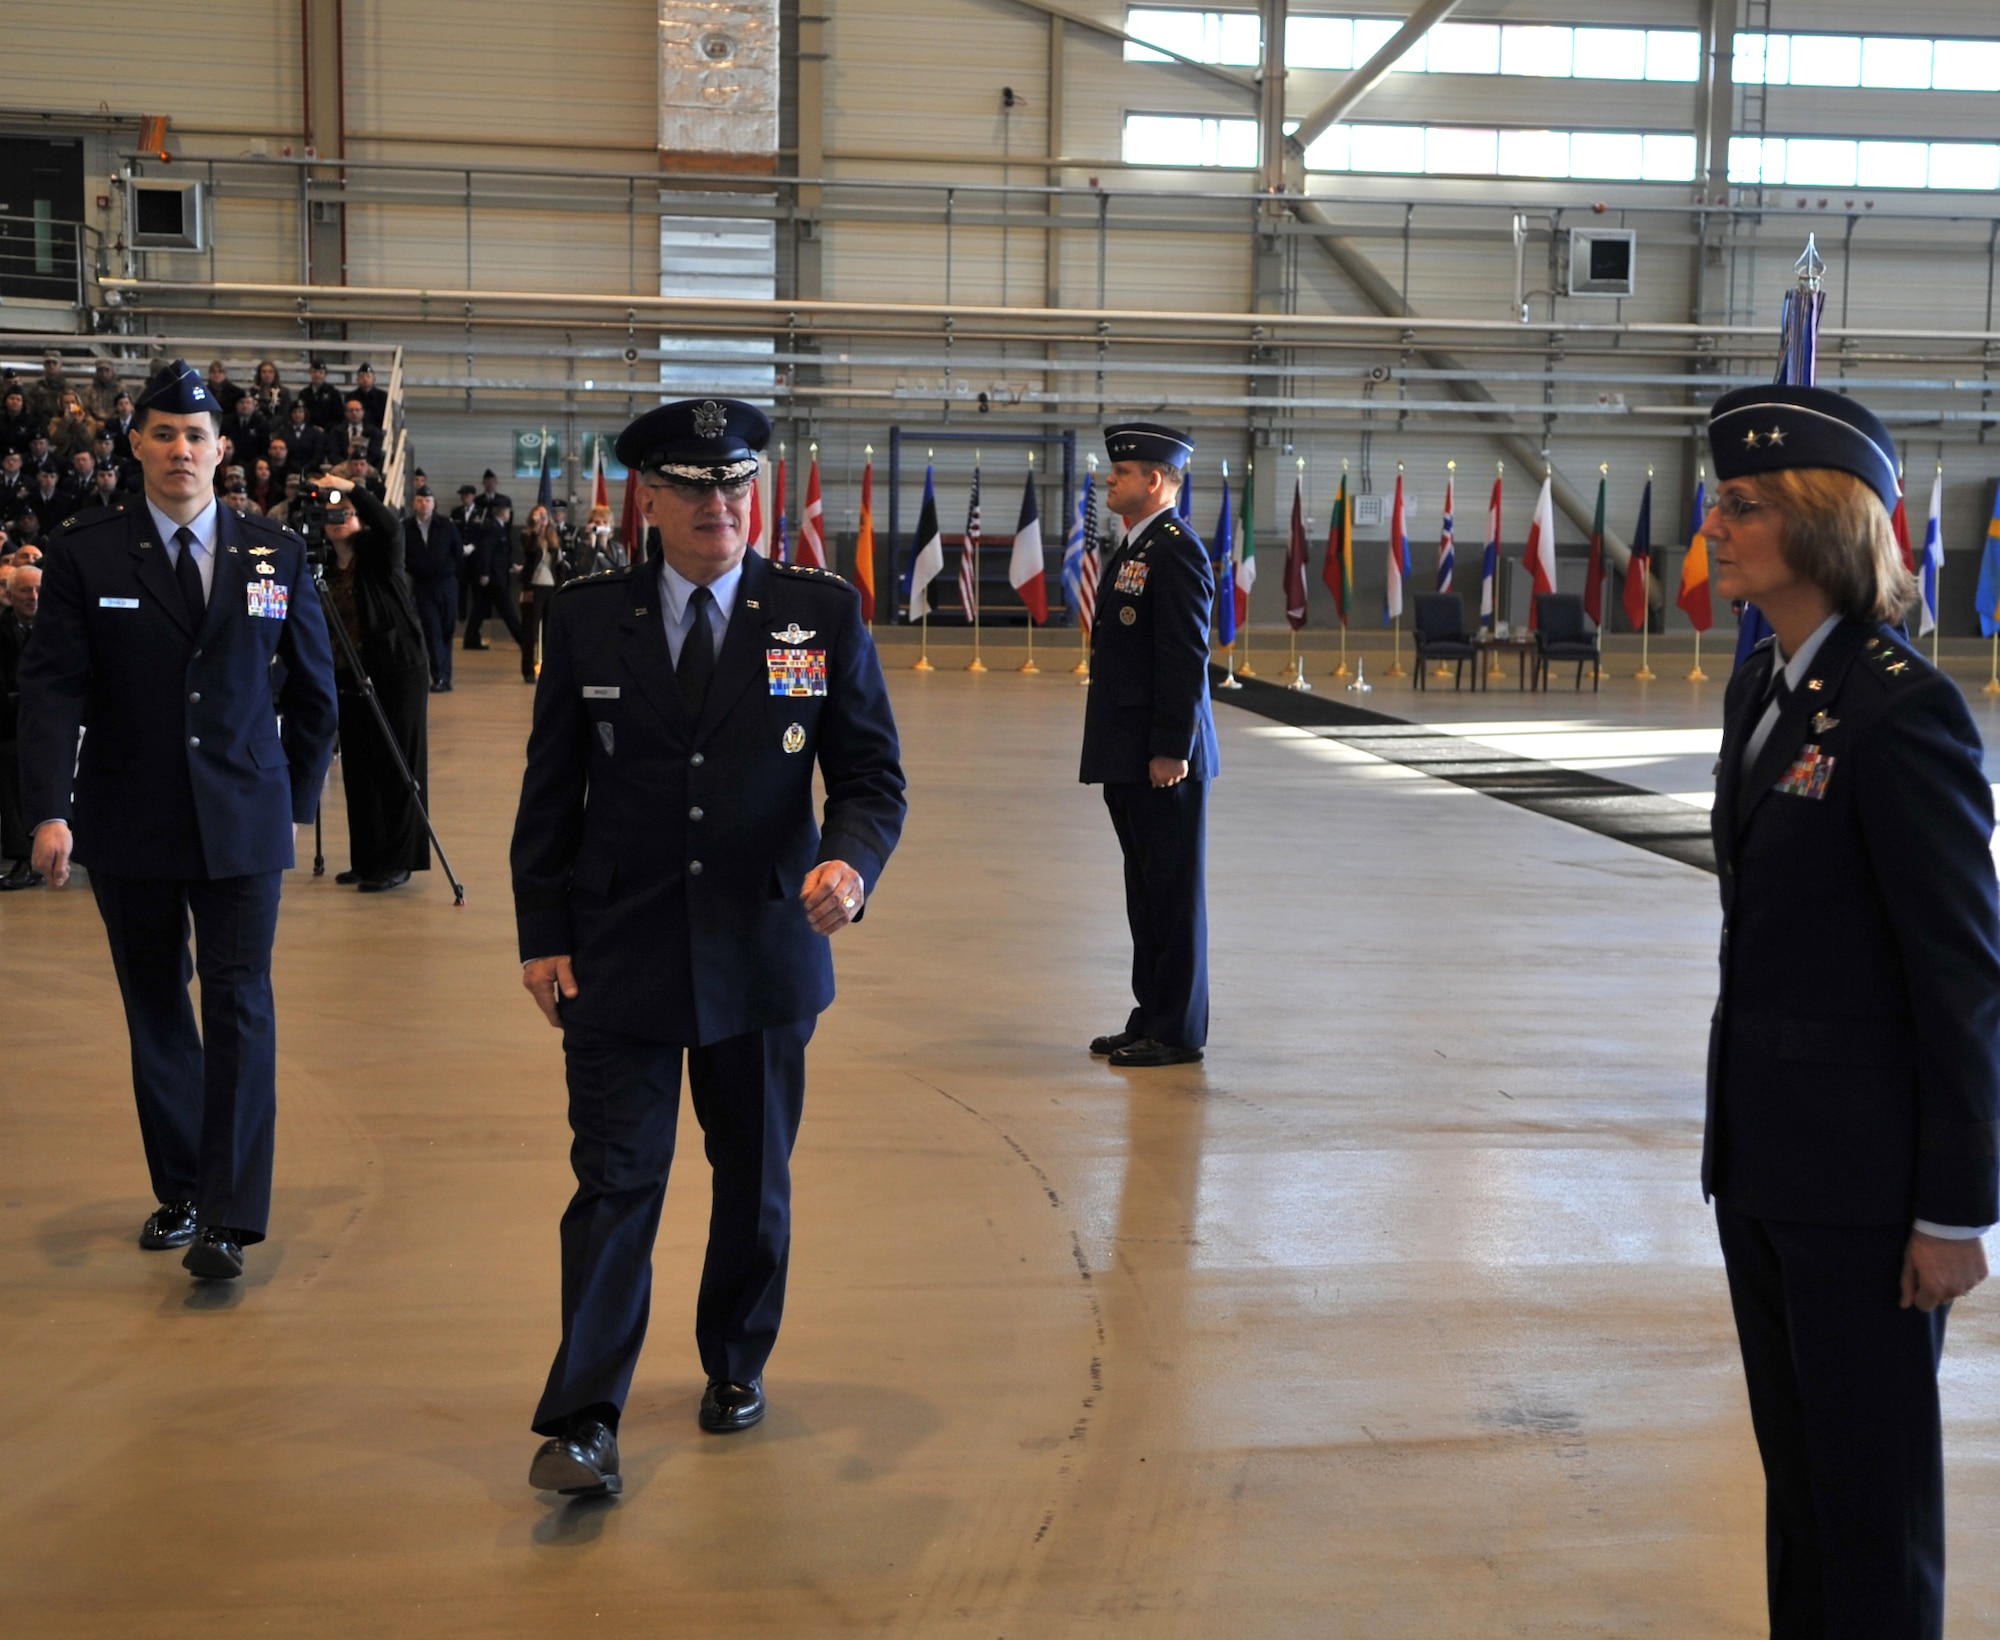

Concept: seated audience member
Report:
left=0, top=450, right=26, bottom=512
left=104, top=392, right=138, bottom=460
left=270, top=471, right=303, bottom=521
left=80, top=359, right=125, bottom=422
left=247, top=457, right=280, bottom=513
left=220, top=469, right=254, bottom=520
left=0, top=388, right=33, bottom=455
left=281, top=400, right=325, bottom=473
left=61, top=451, right=96, bottom=507
left=300, top=357, right=345, bottom=429
left=0, top=557, right=40, bottom=887
left=223, top=390, right=269, bottom=470
left=25, top=469, right=67, bottom=534
left=88, top=466, right=125, bottom=513
left=251, top=358, right=290, bottom=419
left=204, top=358, right=238, bottom=413
left=24, top=431, right=58, bottom=477
left=52, top=393, right=98, bottom=458
left=336, top=398, right=384, bottom=471
left=24, top=352, right=69, bottom=428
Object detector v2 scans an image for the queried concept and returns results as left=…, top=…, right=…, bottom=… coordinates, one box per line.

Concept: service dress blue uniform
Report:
left=511, top=406, right=905, bottom=1435
left=1080, top=427, right=1220, bottom=1054
left=16, top=384, right=338, bottom=1242
left=1703, top=382, right=2000, bottom=1640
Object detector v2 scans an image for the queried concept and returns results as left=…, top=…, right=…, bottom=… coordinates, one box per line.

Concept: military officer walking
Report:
left=512, top=397, right=906, bottom=1498
left=17, top=360, right=339, bottom=1281
left=1080, top=422, right=1219, bottom=1068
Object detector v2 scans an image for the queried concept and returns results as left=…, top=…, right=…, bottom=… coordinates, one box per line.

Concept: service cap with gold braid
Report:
left=1105, top=421, right=1194, bottom=470
left=1705, top=235, right=1900, bottom=514
left=614, top=397, right=771, bottom=486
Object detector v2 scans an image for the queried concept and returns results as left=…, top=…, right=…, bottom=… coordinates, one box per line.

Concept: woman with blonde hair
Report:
left=1702, top=376, right=1997, bottom=1639
left=514, top=502, right=567, bottom=682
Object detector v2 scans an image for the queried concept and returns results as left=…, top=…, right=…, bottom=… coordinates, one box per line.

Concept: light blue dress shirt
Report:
left=147, top=496, right=220, bottom=601
left=658, top=555, right=743, bottom=669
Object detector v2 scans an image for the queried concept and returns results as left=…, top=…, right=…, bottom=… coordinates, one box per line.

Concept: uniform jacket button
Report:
left=690, top=752, right=705, bottom=767
left=188, top=735, right=200, bottom=747
left=689, top=860, right=703, bottom=875
left=189, top=691, right=201, bottom=703
left=689, top=806, right=704, bottom=821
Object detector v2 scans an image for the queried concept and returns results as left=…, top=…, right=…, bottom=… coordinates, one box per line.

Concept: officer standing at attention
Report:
left=1080, top=422, right=1219, bottom=1069
left=16, top=360, right=339, bottom=1281
left=511, top=397, right=905, bottom=1498
left=1703, top=372, right=1997, bottom=1637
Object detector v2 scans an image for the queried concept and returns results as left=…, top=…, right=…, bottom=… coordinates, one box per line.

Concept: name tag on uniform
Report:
left=767, top=648, right=828, bottom=696
left=582, top=686, right=621, bottom=699
left=1114, top=560, right=1150, bottom=596
left=246, top=581, right=289, bottom=619
left=1775, top=743, right=1835, bottom=800
left=99, top=596, right=140, bottom=609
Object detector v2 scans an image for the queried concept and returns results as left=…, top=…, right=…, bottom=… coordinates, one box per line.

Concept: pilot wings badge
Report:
left=771, top=623, right=816, bottom=644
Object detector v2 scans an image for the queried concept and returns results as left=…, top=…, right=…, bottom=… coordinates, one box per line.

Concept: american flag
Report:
left=1062, top=469, right=1098, bottom=633
left=959, top=465, right=981, bottom=622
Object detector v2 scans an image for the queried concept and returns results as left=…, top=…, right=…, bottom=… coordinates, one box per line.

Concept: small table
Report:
left=1474, top=633, right=1538, bottom=691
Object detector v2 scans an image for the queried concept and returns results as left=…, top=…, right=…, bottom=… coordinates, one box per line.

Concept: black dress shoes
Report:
left=1089, top=1029, right=1141, bottom=1056
left=0, top=860, right=45, bottom=891
left=335, top=869, right=361, bottom=885
left=182, top=1226, right=246, bottom=1280
left=529, top=1417, right=622, bottom=1497
left=1108, top=1037, right=1204, bottom=1068
left=357, top=870, right=410, bottom=893
left=463, top=640, right=490, bottom=651
left=139, top=1200, right=199, bottom=1250
left=698, top=1378, right=766, bottom=1433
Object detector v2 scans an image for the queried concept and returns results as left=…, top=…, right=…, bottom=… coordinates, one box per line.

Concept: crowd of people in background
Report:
left=0, top=348, right=635, bottom=889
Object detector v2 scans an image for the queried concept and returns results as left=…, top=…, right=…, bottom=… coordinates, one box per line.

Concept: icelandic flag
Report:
left=1480, top=474, right=1501, bottom=627
left=797, top=453, right=825, bottom=569
left=904, top=463, right=945, bottom=619
left=1385, top=470, right=1409, bottom=623
left=1212, top=462, right=1236, bottom=647
left=1976, top=483, right=2000, bottom=638
left=1008, top=466, right=1047, bottom=624
left=1920, top=467, right=1944, bottom=637
left=1234, top=462, right=1256, bottom=628
left=1062, top=470, right=1097, bottom=633
left=1436, top=474, right=1455, bottom=593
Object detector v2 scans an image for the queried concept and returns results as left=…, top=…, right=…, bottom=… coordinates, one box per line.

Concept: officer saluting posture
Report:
left=17, top=360, right=338, bottom=1281
left=1703, top=377, right=1998, bottom=1637
left=513, top=398, right=905, bottom=1497
left=1081, top=423, right=1219, bottom=1068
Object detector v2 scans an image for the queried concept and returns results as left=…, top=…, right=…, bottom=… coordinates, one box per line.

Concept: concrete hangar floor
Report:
left=4, top=633, right=1997, bottom=1638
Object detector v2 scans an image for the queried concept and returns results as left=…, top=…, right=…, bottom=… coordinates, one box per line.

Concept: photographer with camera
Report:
left=310, top=472, right=432, bottom=893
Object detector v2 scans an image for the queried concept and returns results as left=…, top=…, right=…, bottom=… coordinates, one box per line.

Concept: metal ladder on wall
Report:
left=1727, top=0, right=1774, bottom=332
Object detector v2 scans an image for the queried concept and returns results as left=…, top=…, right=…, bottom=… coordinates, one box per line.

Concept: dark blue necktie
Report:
left=677, top=585, right=716, bottom=714
left=172, top=526, right=206, bottom=625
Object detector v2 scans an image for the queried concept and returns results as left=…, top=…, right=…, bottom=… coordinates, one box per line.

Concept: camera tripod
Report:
left=308, top=558, right=465, bottom=905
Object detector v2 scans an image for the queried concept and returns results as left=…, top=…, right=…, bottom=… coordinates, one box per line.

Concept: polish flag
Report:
left=1522, top=473, right=1557, bottom=628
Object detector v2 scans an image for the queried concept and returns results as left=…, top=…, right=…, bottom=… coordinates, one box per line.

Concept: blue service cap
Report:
left=1707, top=384, right=1899, bottom=514
left=1104, top=421, right=1194, bottom=469
left=135, top=358, right=221, bottom=418
left=614, top=397, right=770, bottom=484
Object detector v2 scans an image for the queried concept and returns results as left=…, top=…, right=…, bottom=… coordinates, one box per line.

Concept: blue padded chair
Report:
left=1533, top=592, right=1600, bottom=691
left=1412, top=592, right=1477, bottom=691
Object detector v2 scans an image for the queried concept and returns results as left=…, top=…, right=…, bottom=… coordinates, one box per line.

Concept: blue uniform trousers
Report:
left=1716, top=1202, right=1948, bottom=1640
left=89, top=871, right=284, bottom=1239
left=413, top=576, right=456, bottom=686
left=1103, top=778, right=1208, bottom=1050
left=533, top=1015, right=814, bottom=1435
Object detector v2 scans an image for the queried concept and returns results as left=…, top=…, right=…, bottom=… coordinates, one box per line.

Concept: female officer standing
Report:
left=1703, top=374, right=1998, bottom=1640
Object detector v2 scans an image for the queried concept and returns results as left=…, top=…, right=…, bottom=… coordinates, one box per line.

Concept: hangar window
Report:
left=1737, top=32, right=2000, bottom=92
left=1728, top=135, right=2000, bottom=191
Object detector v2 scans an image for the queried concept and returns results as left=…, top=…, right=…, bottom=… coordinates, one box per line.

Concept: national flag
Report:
left=1522, top=473, right=1557, bottom=628
left=618, top=470, right=645, bottom=563
left=855, top=457, right=877, bottom=623
left=1891, top=484, right=1915, bottom=575
left=747, top=473, right=763, bottom=555
left=1437, top=474, right=1455, bottom=593
left=904, top=463, right=945, bottom=619
left=1677, top=478, right=1714, bottom=632
left=536, top=430, right=553, bottom=514
left=1919, top=467, right=1945, bottom=637
left=1284, top=473, right=1310, bottom=630
left=1480, top=474, right=1501, bottom=626
left=1323, top=473, right=1351, bottom=624
left=1178, top=466, right=1193, bottom=524
left=1623, top=479, right=1653, bottom=633
left=1385, top=470, right=1410, bottom=623
left=590, top=436, right=610, bottom=514
left=1008, top=466, right=1047, bottom=623
left=773, top=455, right=788, bottom=563
left=796, top=452, right=825, bottom=569
left=1975, top=484, right=2000, bottom=639
left=958, top=464, right=982, bottom=622
left=1212, top=463, right=1236, bottom=647
left=1062, top=470, right=1097, bottom=634
left=1583, top=470, right=1607, bottom=625
left=1234, top=463, right=1256, bottom=628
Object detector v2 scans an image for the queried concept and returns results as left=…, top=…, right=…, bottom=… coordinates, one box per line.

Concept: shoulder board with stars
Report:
left=769, top=561, right=850, bottom=587
left=556, top=566, right=633, bottom=596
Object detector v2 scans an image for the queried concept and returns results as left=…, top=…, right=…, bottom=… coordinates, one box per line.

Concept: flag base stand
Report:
left=1685, top=666, right=1707, bottom=681
left=1345, top=658, right=1372, bottom=694
left=1332, top=629, right=1350, bottom=678
left=1384, top=625, right=1406, bottom=678
left=1431, top=663, right=1454, bottom=679
left=1986, top=680, right=2000, bottom=697
left=1288, top=655, right=1314, bottom=693
left=1634, top=666, right=1657, bottom=681
left=1019, top=659, right=1039, bottom=674
left=1216, top=649, right=1243, bottom=690
left=1020, top=625, right=1038, bottom=673
left=912, top=655, right=935, bottom=672
left=913, top=614, right=934, bottom=671
left=966, top=655, right=988, bottom=673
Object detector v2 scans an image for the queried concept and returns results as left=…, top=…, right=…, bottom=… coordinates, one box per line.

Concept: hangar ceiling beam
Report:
left=1286, top=0, right=1464, bottom=162
left=997, top=0, right=1258, bottom=97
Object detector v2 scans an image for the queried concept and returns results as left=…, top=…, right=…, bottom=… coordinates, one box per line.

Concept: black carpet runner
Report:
left=1209, top=667, right=1717, bottom=875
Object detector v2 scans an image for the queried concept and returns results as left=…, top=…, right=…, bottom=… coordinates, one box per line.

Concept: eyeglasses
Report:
left=654, top=476, right=757, bottom=500
left=1711, top=493, right=1771, bottom=523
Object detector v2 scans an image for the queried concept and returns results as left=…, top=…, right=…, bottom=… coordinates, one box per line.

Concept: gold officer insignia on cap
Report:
left=782, top=722, right=806, bottom=754
left=1743, top=429, right=1761, bottom=448
left=693, top=400, right=727, bottom=439
left=1766, top=425, right=1786, bottom=445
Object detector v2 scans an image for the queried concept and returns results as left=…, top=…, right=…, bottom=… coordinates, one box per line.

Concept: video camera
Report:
left=298, top=477, right=355, bottom=562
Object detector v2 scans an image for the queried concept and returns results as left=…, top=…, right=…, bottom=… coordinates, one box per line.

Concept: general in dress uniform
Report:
left=1703, top=379, right=1998, bottom=1639
left=511, top=397, right=906, bottom=1498
left=17, top=360, right=339, bottom=1281
left=1080, top=422, right=1219, bottom=1069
